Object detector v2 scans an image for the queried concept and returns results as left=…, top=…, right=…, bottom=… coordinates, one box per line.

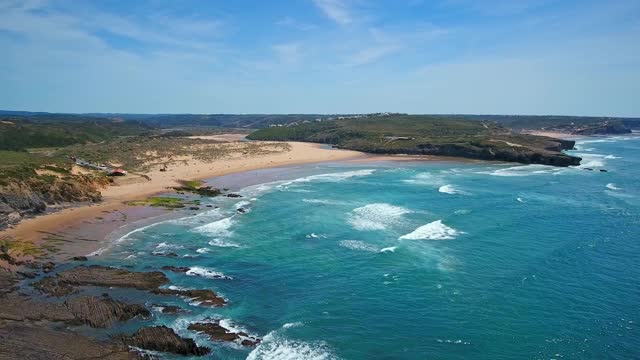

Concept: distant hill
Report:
left=0, top=114, right=151, bottom=151
left=248, top=115, right=582, bottom=167
left=2, top=110, right=638, bottom=132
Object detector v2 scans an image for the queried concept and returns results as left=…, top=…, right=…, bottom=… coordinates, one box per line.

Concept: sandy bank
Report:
left=521, top=130, right=581, bottom=139
left=0, top=141, right=362, bottom=252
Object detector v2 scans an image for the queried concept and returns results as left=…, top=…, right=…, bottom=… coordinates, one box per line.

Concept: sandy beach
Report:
left=520, top=130, right=581, bottom=139
left=0, top=137, right=482, bottom=264
left=0, top=140, right=364, bottom=257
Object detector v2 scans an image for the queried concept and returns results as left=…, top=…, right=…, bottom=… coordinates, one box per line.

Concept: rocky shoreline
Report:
left=0, top=260, right=261, bottom=358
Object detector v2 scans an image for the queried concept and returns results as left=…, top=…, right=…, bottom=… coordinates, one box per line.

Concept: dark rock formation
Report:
left=152, top=288, right=226, bottom=307
left=152, top=304, right=188, bottom=314
left=65, top=295, right=150, bottom=328
left=33, top=275, right=77, bottom=297
left=188, top=321, right=260, bottom=346
left=0, top=323, right=139, bottom=360
left=226, top=193, right=243, bottom=198
left=70, top=256, right=88, bottom=261
left=41, top=261, right=56, bottom=273
left=153, top=251, right=179, bottom=257
left=161, top=266, right=190, bottom=273
left=119, top=326, right=210, bottom=356
left=54, top=265, right=169, bottom=290
left=0, top=294, right=149, bottom=328
left=0, top=268, right=19, bottom=296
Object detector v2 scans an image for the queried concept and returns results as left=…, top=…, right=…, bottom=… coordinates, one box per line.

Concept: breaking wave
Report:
left=302, top=199, right=349, bottom=206
left=339, top=240, right=379, bottom=252
left=399, top=220, right=463, bottom=240
left=193, top=216, right=235, bottom=237
left=347, top=203, right=412, bottom=231
left=438, top=184, right=469, bottom=195
left=208, top=238, right=241, bottom=248
left=186, top=266, right=232, bottom=280
left=485, top=164, right=562, bottom=177
left=281, top=169, right=376, bottom=187
left=606, top=183, right=621, bottom=191
left=247, top=332, right=338, bottom=360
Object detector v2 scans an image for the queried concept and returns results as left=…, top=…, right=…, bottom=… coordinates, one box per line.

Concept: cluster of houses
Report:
left=268, top=112, right=398, bottom=128
left=70, top=156, right=127, bottom=176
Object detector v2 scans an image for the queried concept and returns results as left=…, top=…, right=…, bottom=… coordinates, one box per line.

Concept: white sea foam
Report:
left=606, top=183, right=621, bottom=191
left=306, top=233, right=327, bottom=239
left=282, top=322, right=304, bottom=329
left=208, top=238, right=241, bottom=248
left=186, top=266, right=232, bottom=280
left=570, top=152, right=611, bottom=168
left=156, top=242, right=183, bottom=250
left=302, top=199, right=349, bottom=206
left=605, top=155, right=621, bottom=159
left=196, top=247, right=211, bottom=254
left=454, top=209, right=471, bottom=215
left=399, top=220, right=463, bottom=240
left=347, top=203, right=412, bottom=231
left=485, top=164, right=561, bottom=177
left=193, top=216, right=235, bottom=237
left=247, top=333, right=337, bottom=360
left=280, top=169, right=376, bottom=188
left=379, top=246, right=397, bottom=253
left=402, top=172, right=439, bottom=185
left=339, top=240, right=379, bottom=252
left=516, top=197, right=525, bottom=203
left=438, top=184, right=469, bottom=195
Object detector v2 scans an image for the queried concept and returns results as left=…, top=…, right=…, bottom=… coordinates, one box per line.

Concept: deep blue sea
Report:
left=93, top=135, right=639, bottom=359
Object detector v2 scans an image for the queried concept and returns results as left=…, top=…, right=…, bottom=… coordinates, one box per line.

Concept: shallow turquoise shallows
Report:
left=94, top=136, right=639, bottom=359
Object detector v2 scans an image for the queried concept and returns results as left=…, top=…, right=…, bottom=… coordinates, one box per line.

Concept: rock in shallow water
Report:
left=119, top=325, right=210, bottom=356
left=152, top=288, right=226, bottom=307
left=188, top=321, right=260, bottom=346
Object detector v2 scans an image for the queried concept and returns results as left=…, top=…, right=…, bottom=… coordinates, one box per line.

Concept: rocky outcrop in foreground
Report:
left=34, top=265, right=169, bottom=297
left=119, top=326, right=211, bottom=356
left=188, top=321, right=261, bottom=346
left=0, top=294, right=149, bottom=328
left=0, top=174, right=107, bottom=230
left=0, top=323, right=139, bottom=360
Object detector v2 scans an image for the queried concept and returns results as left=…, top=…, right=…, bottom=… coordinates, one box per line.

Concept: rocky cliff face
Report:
left=343, top=138, right=581, bottom=167
left=0, top=174, right=107, bottom=230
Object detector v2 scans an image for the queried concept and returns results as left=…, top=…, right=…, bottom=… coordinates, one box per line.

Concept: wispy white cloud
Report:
left=347, top=44, right=403, bottom=66
left=272, top=43, right=302, bottom=65
left=276, top=16, right=316, bottom=31
left=313, top=0, right=352, bottom=25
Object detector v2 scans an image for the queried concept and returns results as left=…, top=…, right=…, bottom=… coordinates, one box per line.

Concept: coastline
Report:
left=0, top=137, right=529, bottom=266
left=1, top=141, right=364, bottom=262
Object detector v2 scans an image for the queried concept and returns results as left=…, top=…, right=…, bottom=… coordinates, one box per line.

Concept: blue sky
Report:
left=0, top=0, right=638, bottom=116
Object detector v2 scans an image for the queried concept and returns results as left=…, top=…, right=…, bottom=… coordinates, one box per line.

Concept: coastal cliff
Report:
left=0, top=172, right=107, bottom=230
left=248, top=115, right=582, bottom=167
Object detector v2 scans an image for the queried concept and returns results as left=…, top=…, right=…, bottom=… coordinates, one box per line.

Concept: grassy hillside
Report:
left=248, top=115, right=581, bottom=166
left=0, top=115, right=151, bottom=151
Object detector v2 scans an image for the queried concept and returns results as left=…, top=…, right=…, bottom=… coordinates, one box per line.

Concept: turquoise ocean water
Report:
left=92, top=136, right=639, bottom=359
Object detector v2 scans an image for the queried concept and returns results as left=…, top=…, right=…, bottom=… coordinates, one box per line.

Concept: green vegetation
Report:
left=249, top=115, right=581, bottom=167
left=127, top=197, right=198, bottom=209
left=173, top=180, right=222, bottom=197
left=0, top=115, right=151, bottom=151
left=56, top=136, right=290, bottom=172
